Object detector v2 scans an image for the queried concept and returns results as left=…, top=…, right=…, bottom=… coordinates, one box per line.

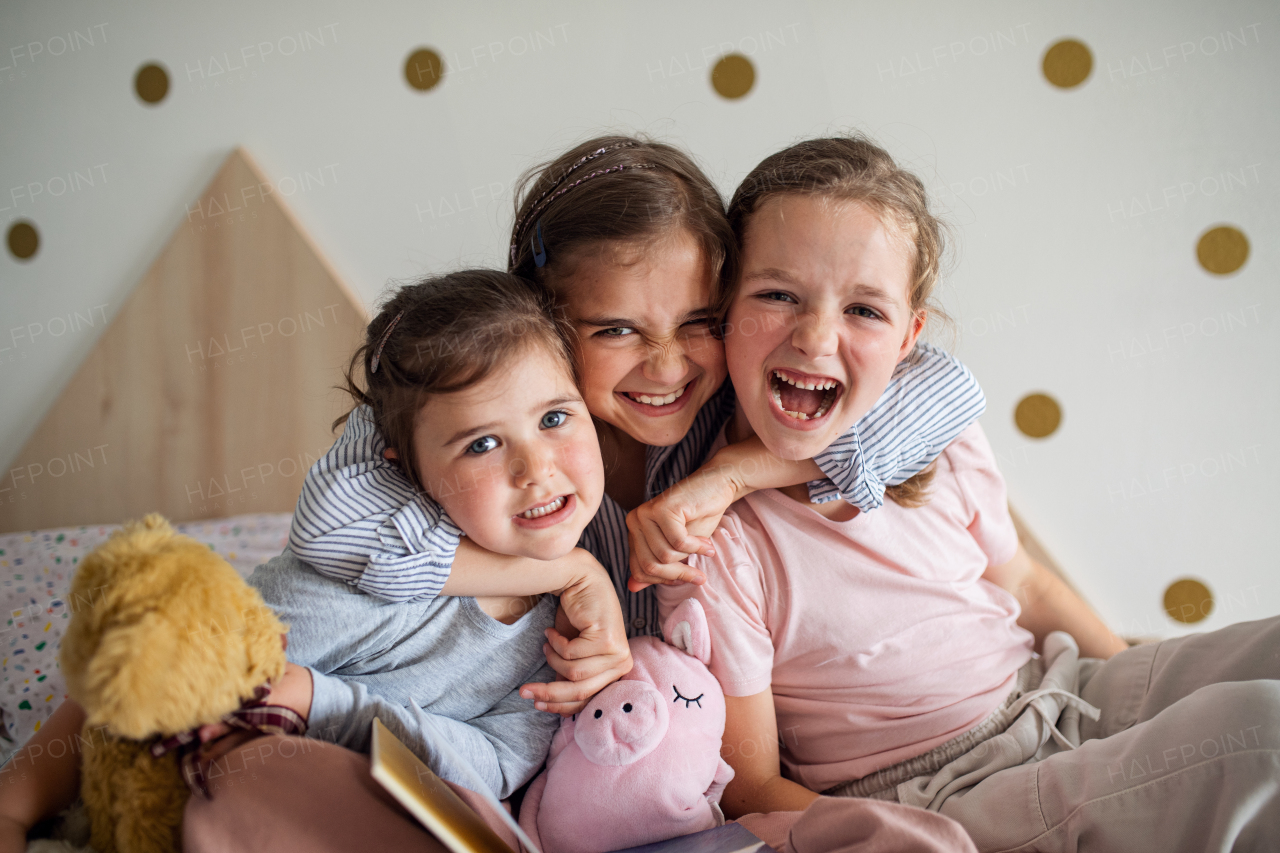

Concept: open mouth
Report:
left=622, top=382, right=688, bottom=408
left=513, top=493, right=576, bottom=529
left=520, top=496, right=566, bottom=519
left=769, top=370, right=842, bottom=421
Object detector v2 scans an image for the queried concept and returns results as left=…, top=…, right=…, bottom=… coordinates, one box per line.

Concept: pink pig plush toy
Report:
left=519, top=598, right=733, bottom=853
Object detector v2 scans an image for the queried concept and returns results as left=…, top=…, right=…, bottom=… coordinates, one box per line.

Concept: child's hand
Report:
left=627, top=464, right=742, bottom=592
left=521, top=553, right=632, bottom=716
left=198, top=654, right=313, bottom=749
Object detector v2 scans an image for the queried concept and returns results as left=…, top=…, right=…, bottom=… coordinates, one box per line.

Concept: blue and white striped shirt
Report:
left=289, top=342, right=984, bottom=638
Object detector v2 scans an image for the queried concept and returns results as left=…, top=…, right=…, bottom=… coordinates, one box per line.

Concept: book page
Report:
left=370, top=717, right=518, bottom=853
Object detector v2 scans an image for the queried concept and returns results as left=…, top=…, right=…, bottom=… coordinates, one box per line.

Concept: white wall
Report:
left=2, top=0, right=1277, bottom=638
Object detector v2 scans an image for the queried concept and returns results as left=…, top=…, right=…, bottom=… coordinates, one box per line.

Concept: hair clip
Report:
left=532, top=220, right=548, bottom=268
left=369, top=310, right=404, bottom=374
left=509, top=141, right=647, bottom=269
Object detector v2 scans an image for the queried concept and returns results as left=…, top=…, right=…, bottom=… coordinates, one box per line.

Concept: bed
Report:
left=0, top=512, right=292, bottom=762
left=0, top=148, right=368, bottom=761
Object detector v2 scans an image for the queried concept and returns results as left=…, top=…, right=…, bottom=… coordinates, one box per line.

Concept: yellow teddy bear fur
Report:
left=58, top=514, right=287, bottom=853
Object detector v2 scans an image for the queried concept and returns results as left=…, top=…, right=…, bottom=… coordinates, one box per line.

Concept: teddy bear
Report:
left=57, top=514, right=296, bottom=853
left=518, top=598, right=733, bottom=853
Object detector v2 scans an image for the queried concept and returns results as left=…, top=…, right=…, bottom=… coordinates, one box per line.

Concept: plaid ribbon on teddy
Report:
left=150, top=684, right=307, bottom=798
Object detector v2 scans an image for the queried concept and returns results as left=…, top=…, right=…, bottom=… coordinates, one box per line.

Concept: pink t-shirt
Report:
left=655, top=423, right=1033, bottom=791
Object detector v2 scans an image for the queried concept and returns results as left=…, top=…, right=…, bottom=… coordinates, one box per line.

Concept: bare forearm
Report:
left=443, top=538, right=585, bottom=597
left=713, top=436, right=823, bottom=500
left=722, top=773, right=819, bottom=819
left=0, top=700, right=87, bottom=832
left=1018, top=564, right=1128, bottom=659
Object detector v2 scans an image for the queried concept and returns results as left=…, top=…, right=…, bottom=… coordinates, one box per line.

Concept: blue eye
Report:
left=598, top=327, right=635, bottom=338
left=467, top=436, right=499, bottom=455
left=541, top=410, right=569, bottom=429
left=762, top=292, right=796, bottom=304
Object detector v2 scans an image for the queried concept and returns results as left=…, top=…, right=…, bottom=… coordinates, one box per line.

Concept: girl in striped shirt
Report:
left=291, top=135, right=987, bottom=714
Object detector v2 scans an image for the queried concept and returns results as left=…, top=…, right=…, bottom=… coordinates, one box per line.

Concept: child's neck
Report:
left=732, top=403, right=860, bottom=522
left=597, top=421, right=648, bottom=511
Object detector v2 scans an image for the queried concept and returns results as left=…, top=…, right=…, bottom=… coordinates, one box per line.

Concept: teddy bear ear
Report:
left=662, top=598, right=711, bottom=665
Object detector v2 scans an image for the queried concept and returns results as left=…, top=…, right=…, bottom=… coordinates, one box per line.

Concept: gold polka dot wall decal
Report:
left=7, top=220, right=39, bottom=261
left=711, top=54, right=754, bottom=99
left=1196, top=225, right=1249, bottom=275
left=405, top=48, right=444, bottom=91
left=1042, top=39, right=1092, bottom=88
left=1164, top=578, right=1213, bottom=624
left=1014, top=393, right=1061, bottom=438
left=134, top=63, right=170, bottom=104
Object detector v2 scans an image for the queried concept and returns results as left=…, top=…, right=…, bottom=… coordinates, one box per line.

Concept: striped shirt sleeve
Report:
left=288, top=406, right=462, bottom=603
left=807, top=343, right=987, bottom=509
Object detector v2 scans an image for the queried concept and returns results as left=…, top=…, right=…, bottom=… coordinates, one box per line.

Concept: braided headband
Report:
left=509, top=142, right=657, bottom=268
left=369, top=309, right=405, bottom=374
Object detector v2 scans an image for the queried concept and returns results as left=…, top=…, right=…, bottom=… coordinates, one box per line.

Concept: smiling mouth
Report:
left=770, top=370, right=841, bottom=421
left=623, top=382, right=688, bottom=408
left=519, top=496, right=566, bottom=519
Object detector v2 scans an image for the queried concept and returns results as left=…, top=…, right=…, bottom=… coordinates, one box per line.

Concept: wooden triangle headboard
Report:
left=0, top=149, right=369, bottom=533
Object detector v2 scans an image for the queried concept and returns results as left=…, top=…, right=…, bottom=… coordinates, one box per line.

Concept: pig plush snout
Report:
left=574, top=679, right=670, bottom=766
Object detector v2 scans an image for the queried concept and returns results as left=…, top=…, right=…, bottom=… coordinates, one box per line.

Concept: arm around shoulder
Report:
left=812, top=344, right=987, bottom=509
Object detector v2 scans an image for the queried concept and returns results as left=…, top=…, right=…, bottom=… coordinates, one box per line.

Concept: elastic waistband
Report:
left=823, top=656, right=1043, bottom=801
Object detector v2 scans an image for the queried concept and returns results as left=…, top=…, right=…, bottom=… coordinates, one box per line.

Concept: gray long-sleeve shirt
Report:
left=249, top=548, right=560, bottom=799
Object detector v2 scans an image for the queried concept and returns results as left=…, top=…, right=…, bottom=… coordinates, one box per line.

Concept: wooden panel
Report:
left=0, top=149, right=368, bottom=533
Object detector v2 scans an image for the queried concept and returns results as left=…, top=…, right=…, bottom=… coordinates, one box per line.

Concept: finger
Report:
left=545, top=637, right=632, bottom=683
left=542, top=701, right=588, bottom=717
left=690, top=536, right=717, bottom=557
left=641, top=518, right=694, bottom=566
left=655, top=515, right=715, bottom=558
left=198, top=723, right=232, bottom=743
left=545, top=630, right=594, bottom=662
left=551, top=633, right=631, bottom=671
left=635, top=557, right=695, bottom=585
left=629, top=536, right=664, bottom=580
left=628, top=553, right=663, bottom=590
left=543, top=628, right=590, bottom=662
left=536, top=667, right=629, bottom=708
left=519, top=677, right=597, bottom=707
left=640, top=561, right=705, bottom=586
left=522, top=669, right=622, bottom=708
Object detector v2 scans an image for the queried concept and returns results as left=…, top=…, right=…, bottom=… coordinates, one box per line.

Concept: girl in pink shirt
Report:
left=658, top=135, right=1280, bottom=853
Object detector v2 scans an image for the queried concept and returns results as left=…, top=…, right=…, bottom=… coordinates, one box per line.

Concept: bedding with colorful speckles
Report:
left=0, top=512, right=292, bottom=764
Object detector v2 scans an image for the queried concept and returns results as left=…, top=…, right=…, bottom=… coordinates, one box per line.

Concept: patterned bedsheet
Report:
left=0, top=513, right=292, bottom=763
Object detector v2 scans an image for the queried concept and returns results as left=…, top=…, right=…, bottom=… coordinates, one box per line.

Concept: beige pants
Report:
left=832, top=616, right=1280, bottom=853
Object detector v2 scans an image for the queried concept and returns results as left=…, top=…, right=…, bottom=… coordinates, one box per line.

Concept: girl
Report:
left=0, top=271, right=624, bottom=843
left=657, top=135, right=1280, bottom=852
left=291, top=137, right=990, bottom=717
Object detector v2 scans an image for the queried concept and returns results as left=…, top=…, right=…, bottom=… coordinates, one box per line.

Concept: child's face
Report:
left=410, top=344, right=604, bottom=561
left=726, top=195, right=923, bottom=461
left=558, top=230, right=727, bottom=448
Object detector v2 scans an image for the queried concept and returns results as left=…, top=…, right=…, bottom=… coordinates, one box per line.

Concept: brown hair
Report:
left=725, top=135, right=951, bottom=507
left=336, top=270, right=574, bottom=494
left=509, top=135, right=733, bottom=292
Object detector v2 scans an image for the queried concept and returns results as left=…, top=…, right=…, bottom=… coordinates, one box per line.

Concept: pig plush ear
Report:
left=663, top=598, right=711, bottom=665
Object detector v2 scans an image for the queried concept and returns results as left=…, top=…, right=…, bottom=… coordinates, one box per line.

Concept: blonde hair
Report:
left=725, top=135, right=951, bottom=507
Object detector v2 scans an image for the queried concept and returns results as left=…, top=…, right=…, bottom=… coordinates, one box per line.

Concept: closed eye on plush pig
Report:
left=672, top=685, right=703, bottom=708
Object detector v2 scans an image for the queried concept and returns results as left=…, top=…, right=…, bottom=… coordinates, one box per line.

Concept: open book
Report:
left=369, top=718, right=775, bottom=853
